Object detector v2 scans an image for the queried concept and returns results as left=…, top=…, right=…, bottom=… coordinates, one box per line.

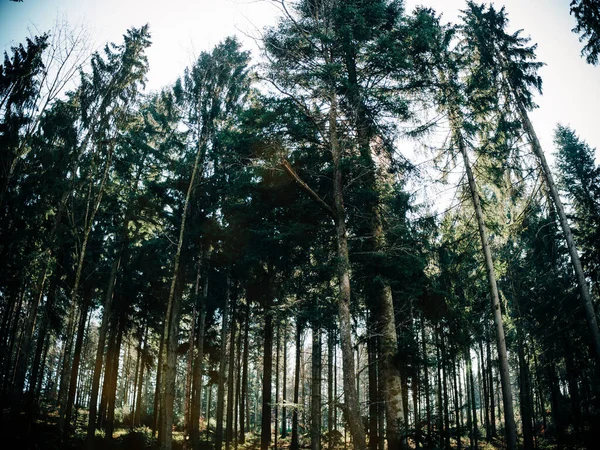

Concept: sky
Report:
left=1, top=0, right=599, bottom=165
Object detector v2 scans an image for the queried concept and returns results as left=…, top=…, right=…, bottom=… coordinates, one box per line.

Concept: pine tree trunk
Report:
left=514, top=93, right=600, bottom=370
left=215, top=277, right=231, bottom=450
left=435, top=330, right=444, bottom=444
left=105, top=322, right=124, bottom=441
left=282, top=322, right=288, bottom=439
left=274, top=323, right=280, bottom=450
left=191, top=256, right=208, bottom=448
left=329, top=92, right=366, bottom=450
left=486, top=339, right=496, bottom=438
left=134, top=327, right=146, bottom=427
left=185, top=297, right=197, bottom=436
left=240, top=299, right=249, bottom=443
left=421, top=318, right=431, bottom=440
left=367, top=324, right=379, bottom=450
left=328, top=329, right=335, bottom=449
left=440, top=327, right=450, bottom=450
left=453, top=359, right=461, bottom=450
left=226, top=295, right=237, bottom=450
left=517, top=324, right=534, bottom=450
left=291, top=320, right=302, bottom=450
left=159, top=129, right=208, bottom=450
left=468, top=357, right=478, bottom=450
left=261, top=283, right=274, bottom=450
left=456, top=131, right=517, bottom=450
left=311, top=325, right=322, bottom=450
left=86, top=256, right=120, bottom=444
left=63, top=287, right=92, bottom=439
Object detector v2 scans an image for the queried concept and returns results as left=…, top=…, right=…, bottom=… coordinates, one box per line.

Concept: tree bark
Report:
left=240, top=298, right=250, bottom=443
left=291, top=320, right=302, bottom=450
left=260, top=283, right=274, bottom=450
left=456, top=131, right=517, bottom=450
left=215, top=276, right=231, bottom=450
left=86, top=256, right=121, bottom=444
left=311, top=325, right=322, bottom=450
left=63, top=287, right=92, bottom=439
left=191, top=254, right=208, bottom=448
left=227, top=293, right=238, bottom=450
left=329, top=92, right=366, bottom=450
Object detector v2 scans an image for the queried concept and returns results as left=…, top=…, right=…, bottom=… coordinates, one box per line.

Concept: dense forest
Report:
left=1, top=1, right=600, bottom=449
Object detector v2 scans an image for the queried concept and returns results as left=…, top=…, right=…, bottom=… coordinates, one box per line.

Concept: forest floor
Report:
left=0, top=404, right=579, bottom=450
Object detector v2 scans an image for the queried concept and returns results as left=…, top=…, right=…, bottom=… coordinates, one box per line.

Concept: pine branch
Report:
left=281, top=159, right=334, bottom=218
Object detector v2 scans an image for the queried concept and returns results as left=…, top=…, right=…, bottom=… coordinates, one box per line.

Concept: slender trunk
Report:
left=105, top=322, right=124, bottom=441
left=86, top=256, right=120, bottom=444
left=468, top=357, right=478, bottom=449
left=215, top=276, right=231, bottom=450
left=311, top=325, right=322, bottom=450
left=456, top=131, right=517, bottom=450
left=518, top=327, right=534, bottom=450
left=291, top=320, right=302, bottom=450
left=63, top=288, right=91, bottom=439
left=514, top=93, right=600, bottom=370
left=465, top=359, right=473, bottom=450
left=159, top=129, right=208, bottom=450
left=367, top=324, right=378, bottom=450
left=191, top=255, right=208, bottom=448
left=152, top=322, right=164, bottom=437
left=274, top=323, right=280, bottom=450
left=185, top=296, right=197, bottom=436
left=440, top=327, right=450, bottom=450
left=261, top=283, right=274, bottom=450
left=436, top=330, right=444, bottom=443
left=453, top=359, right=461, bottom=450
left=421, top=318, right=431, bottom=439
left=478, top=340, right=490, bottom=439
left=282, top=322, right=288, bottom=439
left=235, top=307, right=243, bottom=450
left=226, top=295, right=237, bottom=450
left=240, top=299, right=249, bottom=443
left=134, top=328, right=146, bottom=427
left=330, top=92, right=366, bottom=450
left=328, top=329, right=335, bottom=449
left=486, top=339, right=496, bottom=438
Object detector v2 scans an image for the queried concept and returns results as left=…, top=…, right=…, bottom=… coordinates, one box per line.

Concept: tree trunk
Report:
left=134, top=328, right=146, bottom=427
left=86, top=256, right=120, bottom=444
left=311, top=325, right=322, bottom=450
left=215, top=276, right=231, bottom=450
left=367, top=323, right=378, bottom=450
left=191, top=255, right=208, bottom=448
left=514, top=91, right=600, bottom=371
left=329, top=92, right=366, bottom=450
left=282, top=322, right=288, bottom=439
left=456, top=131, right=517, bottom=450
left=261, top=283, right=274, bottom=450
left=159, top=129, right=208, bottom=450
left=105, top=321, right=124, bottom=441
left=240, top=298, right=250, bottom=443
left=63, top=287, right=92, bottom=439
left=453, top=359, right=461, bottom=450
left=468, top=357, right=478, bottom=450
left=421, top=318, right=431, bottom=440
left=226, top=294, right=238, bottom=450
left=274, top=323, right=280, bottom=450
left=291, top=320, right=302, bottom=450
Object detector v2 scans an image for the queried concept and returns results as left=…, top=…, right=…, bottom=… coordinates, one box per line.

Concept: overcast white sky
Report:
left=2, top=0, right=599, bottom=164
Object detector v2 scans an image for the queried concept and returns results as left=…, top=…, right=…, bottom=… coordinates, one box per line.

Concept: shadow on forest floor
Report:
left=1, top=405, right=588, bottom=450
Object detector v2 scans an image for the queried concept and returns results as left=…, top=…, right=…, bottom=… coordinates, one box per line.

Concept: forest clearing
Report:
left=1, top=0, right=600, bottom=449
